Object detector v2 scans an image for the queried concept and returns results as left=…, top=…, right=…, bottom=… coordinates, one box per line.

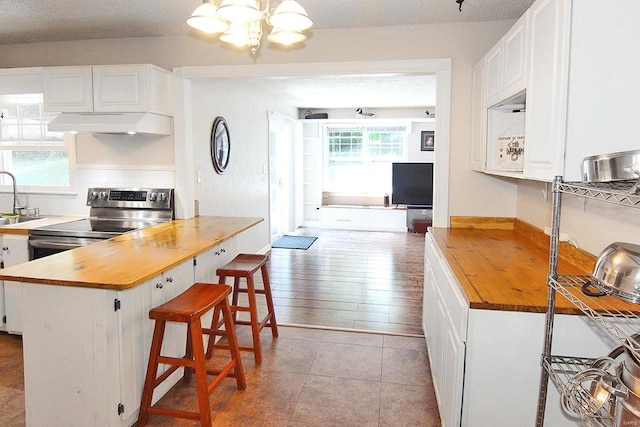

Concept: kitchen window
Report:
left=0, top=93, right=74, bottom=191
left=323, top=124, right=407, bottom=201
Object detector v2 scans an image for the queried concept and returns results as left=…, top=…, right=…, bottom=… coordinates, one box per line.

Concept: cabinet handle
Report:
left=2, top=246, right=8, bottom=251
left=156, top=282, right=163, bottom=289
left=221, top=248, right=226, bottom=253
left=215, top=251, right=220, bottom=255
left=166, top=277, right=173, bottom=283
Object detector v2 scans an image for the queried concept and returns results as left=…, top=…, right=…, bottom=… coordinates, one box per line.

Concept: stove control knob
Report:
left=89, top=191, right=99, bottom=200
left=149, top=192, right=158, bottom=202
left=158, top=193, right=167, bottom=202
left=98, top=191, right=108, bottom=200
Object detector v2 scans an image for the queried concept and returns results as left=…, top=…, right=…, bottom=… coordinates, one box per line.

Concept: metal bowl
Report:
left=582, top=150, right=640, bottom=183
left=591, top=242, right=640, bottom=304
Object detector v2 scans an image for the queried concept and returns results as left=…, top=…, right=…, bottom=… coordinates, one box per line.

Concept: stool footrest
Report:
left=148, top=406, right=201, bottom=421
left=152, top=363, right=182, bottom=389
left=157, top=355, right=194, bottom=368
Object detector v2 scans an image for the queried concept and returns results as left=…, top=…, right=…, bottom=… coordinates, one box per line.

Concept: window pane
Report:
left=2, top=150, right=70, bottom=186
left=0, top=94, right=69, bottom=189
left=324, top=124, right=406, bottom=196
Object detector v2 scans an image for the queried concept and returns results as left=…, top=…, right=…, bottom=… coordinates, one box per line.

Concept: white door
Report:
left=268, top=112, right=296, bottom=242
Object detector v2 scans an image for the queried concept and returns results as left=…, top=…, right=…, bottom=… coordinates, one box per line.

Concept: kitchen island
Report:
left=0, top=215, right=262, bottom=427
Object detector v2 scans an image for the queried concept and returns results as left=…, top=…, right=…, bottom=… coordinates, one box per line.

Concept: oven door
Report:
left=28, top=235, right=105, bottom=260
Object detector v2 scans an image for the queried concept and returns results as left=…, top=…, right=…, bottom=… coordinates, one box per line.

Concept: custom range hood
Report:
left=47, top=112, right=172, bottom=135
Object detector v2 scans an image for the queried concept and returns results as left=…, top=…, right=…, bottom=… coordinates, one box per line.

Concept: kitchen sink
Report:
left=0, top=216, right=46, bottom=226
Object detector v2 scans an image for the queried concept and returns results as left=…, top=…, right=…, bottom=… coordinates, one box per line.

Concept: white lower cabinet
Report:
left=423, top=232, right=618, bottom=426
left=117, top=260, right=194, bottom=422
left=423, top=233, right=465, bottom=427
left=20, top=258, right=197, bottom=427
left=1, top=234, right=30, bottom=334
left=193, top=237, right=237, bottom=283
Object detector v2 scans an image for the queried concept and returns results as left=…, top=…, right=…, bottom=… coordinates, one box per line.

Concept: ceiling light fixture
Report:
left=187, top=0, right=313, bottom=54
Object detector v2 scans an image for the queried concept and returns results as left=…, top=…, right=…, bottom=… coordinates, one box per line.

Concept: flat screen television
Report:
left=391, top=162, right=434, bottom=207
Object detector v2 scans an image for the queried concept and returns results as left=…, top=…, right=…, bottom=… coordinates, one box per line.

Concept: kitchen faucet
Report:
left=0, top=171, right=23, bottom=215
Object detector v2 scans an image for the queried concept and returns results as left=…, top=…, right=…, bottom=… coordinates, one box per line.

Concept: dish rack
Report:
left=536, top=177, right=640, bottom=427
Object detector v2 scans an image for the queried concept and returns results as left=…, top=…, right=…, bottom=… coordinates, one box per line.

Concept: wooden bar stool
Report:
left=137, top=283, right=246, bottom=427
left=206, top=253, right=278, bottom=364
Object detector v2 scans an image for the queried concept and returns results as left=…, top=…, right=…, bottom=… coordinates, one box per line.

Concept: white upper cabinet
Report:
left=43, top=66, right=93, bottom=112
left=562, top=0, right=640, bottom=181
left=479, top=0, right=639, bottom=182
left=501, top=12, right=530, bottom=100
left=484, top=44, right=503, bottom=108
left=43, top=64, right=172, bottom=115
left=522, top=0, right=571, bottom=181
left=484, top=11, right=529, bottom=108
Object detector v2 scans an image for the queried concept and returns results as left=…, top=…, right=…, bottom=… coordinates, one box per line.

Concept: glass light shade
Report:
left=217, top=0, right=263, bottom=23
left=187, top=2, right=229, bottom=34
left=219, top=22, right=251, bottom=47
left=267, top=28, right=306, bottom=45
left=269, top=0, right=312, bottom=31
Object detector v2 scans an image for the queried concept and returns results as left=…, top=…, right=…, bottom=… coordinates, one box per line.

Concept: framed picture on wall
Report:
left=421, top=131, right=435, bottom=151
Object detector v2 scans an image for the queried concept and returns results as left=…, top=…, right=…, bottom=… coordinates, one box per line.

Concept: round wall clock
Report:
left=210, top=116, right=230, bottom=174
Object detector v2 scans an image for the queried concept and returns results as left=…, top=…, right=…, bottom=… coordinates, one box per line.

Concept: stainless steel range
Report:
left=28, top=187, right=174, bottom=259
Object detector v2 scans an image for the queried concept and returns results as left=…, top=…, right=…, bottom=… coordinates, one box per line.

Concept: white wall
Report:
left=0, top=21, right=519, bottom=232
left=189, top=79, right=298, bottom=253
left=517, top=180, right=640, bottom=257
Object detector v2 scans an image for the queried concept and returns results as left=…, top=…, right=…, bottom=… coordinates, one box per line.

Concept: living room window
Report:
left=0, top=94, right=73, bottom=191
left=323, top=124, right=407, bottom=202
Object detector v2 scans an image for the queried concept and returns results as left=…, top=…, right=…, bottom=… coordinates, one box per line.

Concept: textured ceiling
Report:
left=0, top=0, right=535, bottom=44
left=0, top=0, right=535, bottom=109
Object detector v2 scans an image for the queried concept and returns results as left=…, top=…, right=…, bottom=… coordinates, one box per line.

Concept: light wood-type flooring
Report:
left=265, top=227, right=426, bottom=336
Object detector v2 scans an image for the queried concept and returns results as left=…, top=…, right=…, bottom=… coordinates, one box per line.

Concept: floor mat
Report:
left=272, top=235, right=317, bottom=250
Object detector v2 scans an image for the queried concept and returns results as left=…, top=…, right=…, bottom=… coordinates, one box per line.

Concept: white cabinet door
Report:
left=42, top=66, right=94, bottom=112
left=470, top=60, right=486, bottom=172
left=485, top=11, right=529, bottom=109
left=484, top=44, right=503, bottom=108
left=523, top=0, right=571, bottom=181
left=502, top=11, right=530, bottom=99
left=93, top=64, right=171, bottom=115
left=441, top=323, right=465, bottom=427
left=1, top=234, right=29, bottom=334
left=424, top=233, right=467, bottom=427
left=2, top=234, right=29, bottom=267
left=93, top=65, right=146, bottom=113
left=562, top=1, right=640, bottom=181
left=117, top=259, right=194, bottom=422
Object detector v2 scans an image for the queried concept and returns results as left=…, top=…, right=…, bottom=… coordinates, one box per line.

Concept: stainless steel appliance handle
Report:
left=28, top=241, right=83, bottom=250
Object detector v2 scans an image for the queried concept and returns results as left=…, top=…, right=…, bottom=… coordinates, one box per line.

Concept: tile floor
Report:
left=147, top=325, right=441, bottom=426
left=0, top=325, right=441, bottom=426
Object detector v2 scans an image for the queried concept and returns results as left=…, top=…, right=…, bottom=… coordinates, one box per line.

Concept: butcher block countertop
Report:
left=0, top=215, right=85, bottom=235
left=430, top=217, right=633, bottom=315
left=0, top=216, right=262, bottom=290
